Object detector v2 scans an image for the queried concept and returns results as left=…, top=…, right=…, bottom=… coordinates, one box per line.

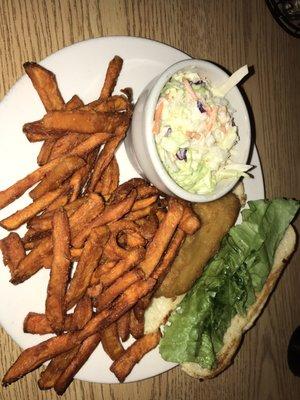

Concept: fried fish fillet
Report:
left=155, top=188, right=242, bottom=298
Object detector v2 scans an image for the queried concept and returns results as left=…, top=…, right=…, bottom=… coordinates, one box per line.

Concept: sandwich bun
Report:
left=144, top=182, right=297, bottom=379
left=182, top=224, right=296, bottom=378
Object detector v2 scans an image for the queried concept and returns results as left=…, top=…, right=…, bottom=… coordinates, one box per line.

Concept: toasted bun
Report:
left=232, top=181, right=247, bottom=206
left=181, top=224, right=297, bottom=379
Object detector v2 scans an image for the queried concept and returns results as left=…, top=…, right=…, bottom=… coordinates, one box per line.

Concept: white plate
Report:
left=0, top=36, right=264, bottom=384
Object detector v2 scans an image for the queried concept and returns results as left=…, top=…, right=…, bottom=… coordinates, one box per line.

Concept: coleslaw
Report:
left=153, top=69, right=251, bottom=194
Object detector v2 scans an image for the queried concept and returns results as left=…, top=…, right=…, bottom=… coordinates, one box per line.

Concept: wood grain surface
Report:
left=0, top=1, right=299, bottom=399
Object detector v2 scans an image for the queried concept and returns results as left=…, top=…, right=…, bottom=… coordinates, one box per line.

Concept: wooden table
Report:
left=0, top=1, right=299, bottom=399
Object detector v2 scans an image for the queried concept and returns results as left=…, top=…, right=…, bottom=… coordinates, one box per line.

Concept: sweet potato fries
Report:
left=0, top=56, right=201, bottom=394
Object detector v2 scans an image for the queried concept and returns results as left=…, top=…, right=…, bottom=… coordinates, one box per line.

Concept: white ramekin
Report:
left=125, top=59, right=251, bottom=202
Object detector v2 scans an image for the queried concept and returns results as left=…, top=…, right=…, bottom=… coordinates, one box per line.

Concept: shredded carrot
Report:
left=205, top=107, right=218, bottom=132
left=186, top=131, right=201, bottom=139
left=153, top=100, right=164, bottom=135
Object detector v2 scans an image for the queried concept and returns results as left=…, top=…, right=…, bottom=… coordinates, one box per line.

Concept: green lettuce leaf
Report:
left=159, top=199, right=299, bottom=369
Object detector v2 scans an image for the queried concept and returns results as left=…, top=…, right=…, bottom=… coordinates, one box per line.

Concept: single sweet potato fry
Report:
left=25, top=126, right=111, bottom=151
left=0, top=184, right=68, bottom=230
left=24, top=62, right=65, bottom=111
left=110, top=331, right=161, bottom=382
left=139, top=199, right=184, bottom=277
left=23, top=312, right=59, bottom=334
left=136, top=185, right=159, bottom=199
left=24, top=297, right=92, bottom=334
left=45, top=192, right=69, bottom=212
left=93, top=96, right=129, bottom=112
left=10, top=237, right=53, bottom=284
left=124, top=205, right=154, bottom=221
left=65, top=227, right=109, bottom=309
left=22, top=228, right=51, bottom=244
left=54, top=332, right=102, bottom=395
left=0, top=233, right=25, bottom=275
left=100, top=56, right=123, bottom=99
left=101, top=323, right=125, bottom=361
left=87, top=121, right=129, bottom=192
left=24, top=95, right=82, bottom=144
left=117, top=312, right=130, bottom=342
left=23, top=121, right=65, bottom=141
left=37, top=140, right=56, bottom=166
left=131, top=195, right=158, bottom=212
left=156, top=209, right=167, bottom=224
left=38, top=346, right=80, bottom=390
left=81, top=95, right=127, bottom=112
left=69, top=163, right=90, bottom=202
left=94, top=156, right=119, bottom=199
left=41, top=110, right=125, bottom=134
left=152, top=228, right=186, bottom=283
left=99, top=248, right=145, bottom=288
left=95, top=270, right=142, bottom=311
left=178, top=201, right=201, bottom=235
left=129, top=309, right=144, bottom=339
left=133, top=292, right=153, bottom=322
left=48, top=133, right=89, bottom=162
left=65, top=296, right=93, bottom=331
left=45, top=208, right=71, bottom=333
left=65, top=95, right=84, bottom=110
left=24, top=221, right=54, bottom=240
left=2, top=279, right=156, bottom=385
left=69, top=132, right=111, bottom=157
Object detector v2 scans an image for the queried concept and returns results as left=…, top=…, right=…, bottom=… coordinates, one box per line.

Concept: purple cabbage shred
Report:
left=193, top=80, right=204, bottom=85
left=176, top=148, right=187, bottom=161
left=197, top=100, right=206, bottom=113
